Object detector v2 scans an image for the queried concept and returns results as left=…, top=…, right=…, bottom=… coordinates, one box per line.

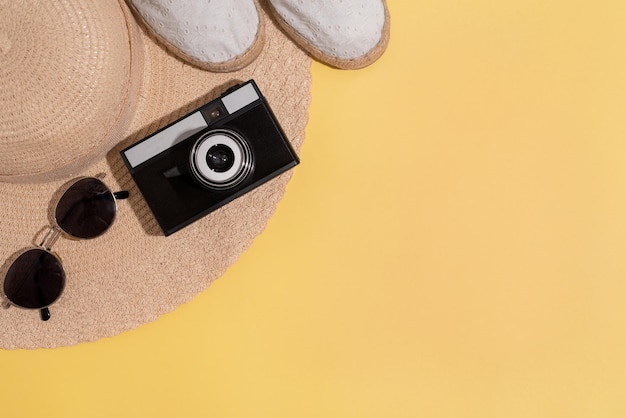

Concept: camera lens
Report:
left=190, top=129, right=254, bottom=190
left=206, top=144, right=235, bottom=173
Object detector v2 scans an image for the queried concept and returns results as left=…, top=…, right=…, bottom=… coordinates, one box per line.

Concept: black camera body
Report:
left=121, top=80, right=299, bottom=236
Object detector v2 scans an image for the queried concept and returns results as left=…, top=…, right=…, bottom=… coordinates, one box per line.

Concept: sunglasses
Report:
left=1, top=176, right=129, bottom=321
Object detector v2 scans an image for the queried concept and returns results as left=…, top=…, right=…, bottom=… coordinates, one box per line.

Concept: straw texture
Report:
left=0, top=0, right=311, bottom=349
left=0, top=0, right=143, bottom=183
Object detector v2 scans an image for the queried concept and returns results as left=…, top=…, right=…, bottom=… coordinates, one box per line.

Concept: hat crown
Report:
left=0, top=0, right=138, bottom=183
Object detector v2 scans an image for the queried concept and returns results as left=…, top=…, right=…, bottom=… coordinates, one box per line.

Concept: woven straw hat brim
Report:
left=0, top=0, right=311, bottom=349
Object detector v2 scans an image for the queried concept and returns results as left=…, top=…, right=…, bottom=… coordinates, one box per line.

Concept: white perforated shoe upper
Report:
left=130, top=0, right=261, bottom=71
left=130, top=0, right=389, bottom=71
left=267, top=0, right=388, bottom=65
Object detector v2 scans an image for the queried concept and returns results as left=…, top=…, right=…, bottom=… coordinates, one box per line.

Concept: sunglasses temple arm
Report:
left=40, top=307, right=51, bottom=321
left=114, top=191, right=129, bottom=200
left=2, top=295, right=51, bottom=321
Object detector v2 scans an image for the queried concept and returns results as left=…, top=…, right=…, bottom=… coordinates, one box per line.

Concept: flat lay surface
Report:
left=3, top=1, right=626, bottom=416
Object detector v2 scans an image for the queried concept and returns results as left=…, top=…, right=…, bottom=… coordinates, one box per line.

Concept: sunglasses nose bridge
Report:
left=38, top=226, right=63, bottom=250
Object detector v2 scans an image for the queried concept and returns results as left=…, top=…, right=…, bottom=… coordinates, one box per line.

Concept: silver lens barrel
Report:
left=189, top=129, right=254, bottom=190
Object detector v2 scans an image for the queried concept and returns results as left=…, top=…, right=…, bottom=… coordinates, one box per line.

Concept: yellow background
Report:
left=3, top=1, right=626, bottom=416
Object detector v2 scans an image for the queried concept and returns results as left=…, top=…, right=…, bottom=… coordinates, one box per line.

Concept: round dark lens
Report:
left=3, top=249, right=65, bottom=309
left=206, top=144, right=235, bottom=173
left=55, top=177, right=116, bottom=239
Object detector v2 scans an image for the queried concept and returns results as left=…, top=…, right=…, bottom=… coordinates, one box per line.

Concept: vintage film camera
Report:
left=121, top=80, right=299, bottom=236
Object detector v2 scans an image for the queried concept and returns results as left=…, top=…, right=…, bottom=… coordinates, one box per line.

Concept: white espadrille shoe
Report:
left=129, top=0, right=265, bottom=72
left=267, top=0, right=390, bottom=69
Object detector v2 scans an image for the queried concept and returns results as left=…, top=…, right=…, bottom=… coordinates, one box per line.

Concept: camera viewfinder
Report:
left=203, top=103, right=227, bottom=123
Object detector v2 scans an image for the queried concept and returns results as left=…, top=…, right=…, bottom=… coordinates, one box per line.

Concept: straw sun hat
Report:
left=0, top=0, right=311, bottom=349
